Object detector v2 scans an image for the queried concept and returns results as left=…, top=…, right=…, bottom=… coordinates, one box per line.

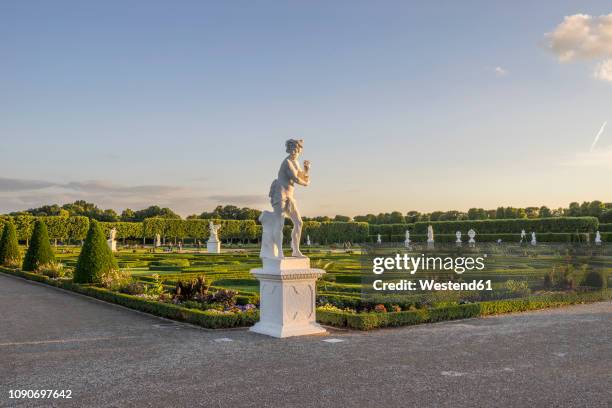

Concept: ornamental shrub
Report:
left=582, top=270, right=608, bottom=289
left=74, top=220, right=118, bottom=284
left=0, top=220, right=21, bottom=266
left=22, top=220, right=55, bottom=271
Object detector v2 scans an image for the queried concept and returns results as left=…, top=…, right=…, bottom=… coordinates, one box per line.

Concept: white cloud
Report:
left=546, top=13, right=612, bottom=62
left=546, top=13, right=612, bottom=82
left=593, top=58, right=612, bottom=82
left=564, top=147, right=612, bottom=170
left=494, top=66, right=508, bottom=77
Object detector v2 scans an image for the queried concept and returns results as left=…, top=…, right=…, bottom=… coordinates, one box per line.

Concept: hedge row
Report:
left=411, top=217, right=599, bottom=234
left=0, top=215, right=603, bottom=244
left=316, top=290, right=612, bottom=330
left=367, top=232, right=610, bottom=243
left=0, top=268, right=259, bottom=329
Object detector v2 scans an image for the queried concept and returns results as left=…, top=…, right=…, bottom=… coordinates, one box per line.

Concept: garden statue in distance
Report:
left=404, top=230, right=411, bottom=248
left=531, top=231, right=537, bottom=246
left=207, top=221, right=221, bottom=254
left=107, top=227, right=117, bottom=252
left=259, top=139, right=310, bottom=259
left=468, top=229, right=476, bottom=247
left=377, top=233, right=382, bottom=244
left=155, top=233, right=161, bottom=248
left=520, top=229, right=526, bottom=243
left=427, top=225, right=434, bottom=248
left=456, top=231, right=462, bottom=245
left=595, top=231, right=602, bottom=245
left=306, top=235, right=311, bottom=246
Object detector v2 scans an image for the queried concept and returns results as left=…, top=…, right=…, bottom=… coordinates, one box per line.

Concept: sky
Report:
left=1, top=1, right=611, bottom=217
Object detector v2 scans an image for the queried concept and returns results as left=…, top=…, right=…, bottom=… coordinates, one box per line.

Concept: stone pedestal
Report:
left=207, top=240, right=220, bottom=254
left=250, top=257, right=327, bottom=338
left=107, top=240, right=116, bottom=252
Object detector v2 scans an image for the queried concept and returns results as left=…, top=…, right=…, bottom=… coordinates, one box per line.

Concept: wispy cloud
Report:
left=0, top=178, right=266, bottom=215
left=564, top=147, right=612, bottom=170
left=0, top=177, right=57, bottom=192
left=591, top=121, right=607, bottom=152
left=494, top=66, right=508, bottom=77
left=207, top=194, right=267, bottom=206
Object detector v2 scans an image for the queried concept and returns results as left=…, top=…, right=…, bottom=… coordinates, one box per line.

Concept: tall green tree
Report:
left=22, top=220, right=54, bottom=271
left=74, top=220, right=118, bottom=284
left=0, top=220, right=21, bottom=266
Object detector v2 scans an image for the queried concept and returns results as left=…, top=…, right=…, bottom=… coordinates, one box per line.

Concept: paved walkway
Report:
left=1, top=272, right=611, bottom=408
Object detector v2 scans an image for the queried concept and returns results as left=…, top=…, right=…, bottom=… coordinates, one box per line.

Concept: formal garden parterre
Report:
left=0, top=216, right=610, bottom=331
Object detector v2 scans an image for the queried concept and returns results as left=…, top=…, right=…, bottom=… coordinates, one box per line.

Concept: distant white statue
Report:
left=306, top=234, right=311, bottom=246
left=259, top=139, right=310, bottom=259
left=377, top=233, right=382, bottom=244
left=497, top=238, right=502, bottom=244
left=404, top=230, right=411, bottom=248
left=455, top=231, right=462, bottom=244
left=468, top=229, right=476, bottom=246
left=155, top=233, right=161, bottom=248
left=531, top=231, right=537, bottom=246
left=427, top=225, right=434, bottom=243
left=107, top=227, right=117, bottom=252
left=595, top=231, right=602, bottom=245
left=207, top=221, right=222, bottom=254
left=520, top=229, right=526, bottom=243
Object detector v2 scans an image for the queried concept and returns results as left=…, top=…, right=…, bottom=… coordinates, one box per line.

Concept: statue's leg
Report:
left=288, top=200, right=304, bottom=257
left=273, top=206, right=284, bottom=258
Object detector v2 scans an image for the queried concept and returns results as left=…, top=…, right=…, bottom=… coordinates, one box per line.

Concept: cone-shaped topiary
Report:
left=74, top=219, right=118, bottom=284
left=0, top=220, right=21, bottom=267
left=22, top=220, right=55, bottom=271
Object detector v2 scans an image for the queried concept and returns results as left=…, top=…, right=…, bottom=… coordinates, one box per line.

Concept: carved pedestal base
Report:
left=250, top=257, right=327, bottom=338
left=207, top=240, right=220, bottom=254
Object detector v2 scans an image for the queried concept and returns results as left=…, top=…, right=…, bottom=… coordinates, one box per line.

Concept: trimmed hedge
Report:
left=0, top=220, right=21, bottom=266
left=368, top=232, right=601, bottom=243
left=411, top=217, right=598, bottom=234
left=599, top=224, right=612, bottom=232
left=22, top=220, right=55, bottom=271
left=0, top=268, right=259, bottom=329
left=74, top=220, right=118, bottom=284
left=316, top=290, right=612, bottom=330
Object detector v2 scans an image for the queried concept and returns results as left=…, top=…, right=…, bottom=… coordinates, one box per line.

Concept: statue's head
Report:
left=285, top=139, right=304, bottom=156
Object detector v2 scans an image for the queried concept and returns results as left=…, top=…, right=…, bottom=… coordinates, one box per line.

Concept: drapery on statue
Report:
left=260, top=139, right=310, bottom=259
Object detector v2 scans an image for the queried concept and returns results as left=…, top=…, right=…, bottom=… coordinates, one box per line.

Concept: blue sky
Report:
left=1, top=1, right=611, bottom=216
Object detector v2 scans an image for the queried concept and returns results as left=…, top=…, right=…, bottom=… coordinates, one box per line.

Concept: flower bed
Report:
left=0, top=267, right=258, bottom=329
left=3, top=266, right=610, bottom=332
left=316, top=290, right=612, bottom=330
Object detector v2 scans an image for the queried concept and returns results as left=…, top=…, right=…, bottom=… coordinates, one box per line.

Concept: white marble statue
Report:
left=250, top=138, right=326, bottom=338
left=259, top=139, right=310, bottom=259
left=155, top=233, right=161, bottom=248
left=208, top=221, right=221, bottom=242
left=595, top=231, right=602, bottom=245
left=207, top=221, right=222, bottom=253
left=520, top=229, right=526, bottom=243
left=404, top=230, right=411, bottom=248
left=306, top=234, right=311, bottom=246
left=377, top=233, right=382, bottom=244
left=107, top=227, right=117, bottom=252
left=427, top=225, right=434, bottom=243
left=468, top=229, right=476, bottom=246
left=531, top=231, right=537, bottom=246
left=456, top=231, right=462, bottom=244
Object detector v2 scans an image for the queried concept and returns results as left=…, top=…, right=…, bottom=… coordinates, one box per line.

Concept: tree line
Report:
left=7, top=201, right=612, bottom=224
